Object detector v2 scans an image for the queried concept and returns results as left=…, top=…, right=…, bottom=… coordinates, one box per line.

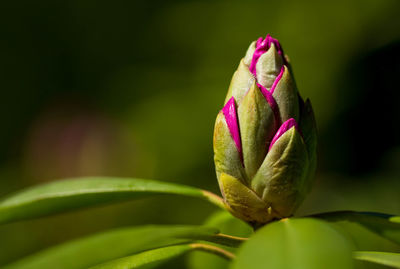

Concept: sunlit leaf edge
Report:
left=354, top=251, right=400, bottom=269
left=0, top=177, right=225, bottom=224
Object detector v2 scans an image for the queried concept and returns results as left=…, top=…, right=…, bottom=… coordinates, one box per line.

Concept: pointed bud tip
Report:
left=256, top=34, right=284, bottom=55
left=222, top=97, right=242, bottom=157
left=268, top=118, right=299, bottom=151
left=249, top=34, right=285, bottom=76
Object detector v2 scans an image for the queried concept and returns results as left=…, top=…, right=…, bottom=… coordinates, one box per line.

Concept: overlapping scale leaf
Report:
left=213, top=112, right=247, bottom=185
left=299, top=98, right=318, bottom=191
left=224, top=60, right=255, bottom=105
left=272, top=65, right=300, bottom=123
left=254, top=43, right=284, bottom=88
left=219, top=173, right=272, bottom=224
left=251, top=127, right=309, bottom=217
left=238, top=81, right=276, bottom=181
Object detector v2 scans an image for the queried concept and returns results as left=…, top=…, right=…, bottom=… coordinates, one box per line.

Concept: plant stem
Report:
left=190, top=243, right=235, bottom=260
left=201, top=190, right=226, bottom=210
left=209, top=233, right=248, bottom=248
left=184, top=232, right=248, bottom=248
left=216, top=233, right=248, bottom=242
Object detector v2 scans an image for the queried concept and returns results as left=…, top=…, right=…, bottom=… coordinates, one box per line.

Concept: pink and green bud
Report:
left=213, top=34, right=317, bottom=226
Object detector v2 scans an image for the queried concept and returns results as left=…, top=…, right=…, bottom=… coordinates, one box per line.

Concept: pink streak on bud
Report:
left=249, top=34, right=285, bottom=77
left=222, top=97, right=242, bottom=159
left=268, top=118, right=298, bottom=151
left=257, top=83, right=280, bottom=123
left=256, top=37, right=263, bottom=47
left=270, top=66, right=285, bottom=95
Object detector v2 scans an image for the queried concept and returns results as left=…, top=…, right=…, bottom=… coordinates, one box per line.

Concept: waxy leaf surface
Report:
left=3, top=225, right=219, bottom=269
left=232, top=218, right=354, bottom=269
left=0, top=177, right=223, bottom=224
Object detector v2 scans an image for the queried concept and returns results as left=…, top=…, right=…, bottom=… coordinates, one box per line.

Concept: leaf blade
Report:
left=314, top=211, right=400, bottom=245
left=89, top=245, right=193, bottom=269
left=0, top=177, right=224, bottom=224
left=3, top=225, right=219, bottom=269
left=188, top=210, right=252, bottom=269
left=91, top=242, right=236, bottom=269
left=354, top=251, right=400, bottom=268
left=232, top=218, right=354, bottom=269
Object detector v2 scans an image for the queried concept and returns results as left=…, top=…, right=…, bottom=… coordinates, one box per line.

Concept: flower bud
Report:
left=213, top=34, right=317, bottom=226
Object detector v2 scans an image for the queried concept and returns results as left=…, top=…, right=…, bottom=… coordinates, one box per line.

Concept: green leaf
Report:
left=89, top=245, right=194, bottom=269
left=200, top=210, right=253, bottom=238
left=391, top=217, right=400, bottom=224
left=188, top=210, right=252, bottom=269
left=0, top=177, right=225, bottom=224
left=232, top=218, right=354, bottom=269
left=90, top=243, right=235, bottom=269
left=328, top=221, right=400, bottom=254
left=354, top=251, right=400, bottom=268
left=314, top=211, right=400, bottom=245
left=3, top=225, right=219, bottom=269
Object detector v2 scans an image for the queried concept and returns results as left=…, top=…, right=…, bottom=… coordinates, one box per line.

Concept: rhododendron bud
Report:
left=213, top=34, right=317, bottom=226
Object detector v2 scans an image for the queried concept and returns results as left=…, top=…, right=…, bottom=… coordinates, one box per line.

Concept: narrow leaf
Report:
left=3, top=225, right=219, bottom=269
left=354, top=251, right=400, bottom=268
left=0, top=177, right=224, bottom=224
left=91, top=242, right=235, bottom=269
left=89, top=245, right=193, bottom=269
left=314, top=211, right=400, bottom=245
left=232, top=218, right=354, bottom=269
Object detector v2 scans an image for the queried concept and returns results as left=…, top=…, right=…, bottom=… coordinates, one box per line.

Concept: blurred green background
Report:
left=0, top=0, right=399, bottom=267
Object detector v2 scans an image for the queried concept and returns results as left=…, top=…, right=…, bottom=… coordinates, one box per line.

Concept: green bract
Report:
left=213, top=35, right=317, bottom=226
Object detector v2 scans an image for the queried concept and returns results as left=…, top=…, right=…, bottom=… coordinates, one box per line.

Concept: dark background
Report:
left=0, top=0, right=399, bottom=266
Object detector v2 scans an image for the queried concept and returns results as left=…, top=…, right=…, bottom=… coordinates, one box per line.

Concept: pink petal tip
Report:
left=222, top=97, right=242, bottom=157
left=268, top=118, right=298, bottom=151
